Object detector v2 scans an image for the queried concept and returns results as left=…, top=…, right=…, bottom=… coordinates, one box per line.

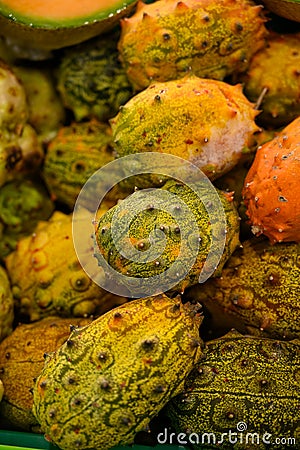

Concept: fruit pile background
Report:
left=0, top=1, right=299, bottom=449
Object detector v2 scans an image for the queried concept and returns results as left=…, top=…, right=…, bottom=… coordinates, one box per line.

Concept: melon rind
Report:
left=0, top=0, right=138, bottom=50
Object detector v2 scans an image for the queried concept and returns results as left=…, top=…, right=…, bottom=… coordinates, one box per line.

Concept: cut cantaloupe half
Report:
left=0, top=0, right=138, bottom=50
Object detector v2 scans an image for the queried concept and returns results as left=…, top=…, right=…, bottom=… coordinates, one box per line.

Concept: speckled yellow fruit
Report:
left=95, top=179, right=240, bottom=296
left=118, top=0, right=267, bottom=91
left=33, top=294, right=203, bottom=450
left=187, top=237, right=300, bottom=340
left=5, top=211, right=127, bottom=321
left=111, top=75, right=259, bottom=180
left=0, top=316, right=93, bottom=431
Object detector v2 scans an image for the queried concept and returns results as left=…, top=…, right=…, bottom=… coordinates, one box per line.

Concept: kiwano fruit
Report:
left=13, top=65, right=66, bottom=144
left=0, top=59, right=28, bottom=138
left=118, top=0, right=267, bottom=91
left=110, top=75, right=259, bottom=180
left=56, top=33, right=133, bottom=122
left=5, top=211, right=127, bottom=321
left=0, top=177, right=54, bottom=259
left=0, top=123, right=44, bottom=188
left=95, top=178, right=240, bottom=296
left=242, top=31, right=300, bottom=127
left=0, top=316, right=93, bottom=431
left=43, top=120, right=120, bottom=210
left=32, top=294, right=203, bottom=450
left=242, top=116, right=300, bottom=244
left=166, top=329, right=300, bottom=450
left=187, top=237, right=300, bottom=340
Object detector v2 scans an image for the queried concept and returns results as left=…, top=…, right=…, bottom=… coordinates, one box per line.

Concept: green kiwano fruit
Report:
left=95, top=179, right=240, bottom=296
left=32, top=294, right=203, bottom=450
left=118, top=0, right=268, bottom=91
left=0, top=177, right=54, bottom=259
left=186, top=237, right=300, bottom=340
left=56, top=33, right=133, bottom=122
left=166, top=329, right=300, bottom=450
left=43, top=119, right=121, bottom=210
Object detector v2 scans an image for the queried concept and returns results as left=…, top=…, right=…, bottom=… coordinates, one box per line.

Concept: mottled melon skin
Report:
left=5, top=211, right=128, bottom=321
left=118, top=0, right=268, bottom=91
left=166, top=330, right=300, bottom=450
left=242, top=32, right=300, bottom=127
left=56, top=34, right=133, bottom=123
left=110, top=76, right=259, bottom=180
left=0, top=316, right=93, bottom=431
left=187, top=237, right=300, bottom=340
left=32, top=294, right=203, bottom=450
left=95, top=179, right=240, bottom=295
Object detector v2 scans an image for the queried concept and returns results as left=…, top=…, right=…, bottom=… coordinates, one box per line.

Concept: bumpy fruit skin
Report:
left=0, top=316, right=92, bottom=431
left=13, top=65, right=66, bottom=144
left=166, top=329, right=300, bottom=450
left=187, top=237, right=300, bottom=340
left=0, top=123, right=44, bottom=188
left=0, top=178, right=54, bottom=259
left=32, top=294, right=202, bottom=450
left=0, top=265, right=14, bottom=343
left=242, top=32, right=300, bottom=127
left=95, top=179, right=240, bottom=295
left=242, top=116, right=300, bottom=244
left=5, top=211, right=127, bottom=321
left=43, top=120, right=120, bottom=210
left=56, top=34, right=133, bottom=122
left=0, top=59, right=28, bottom=137
left=0, top=61, right=44, bottom=186
left=111, top=76, right=259, bottom=180
left=118, top=0, right=267, bottom=91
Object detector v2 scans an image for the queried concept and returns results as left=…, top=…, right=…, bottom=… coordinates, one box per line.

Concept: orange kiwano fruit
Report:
left=242, top=116, right=300, bottom=244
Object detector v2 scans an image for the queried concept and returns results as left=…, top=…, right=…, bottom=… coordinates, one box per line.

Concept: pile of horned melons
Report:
left=0, top=1, right=299, bottom=449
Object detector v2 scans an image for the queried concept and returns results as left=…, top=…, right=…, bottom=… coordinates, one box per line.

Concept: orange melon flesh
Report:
left=0, top=0, right=114, bottom=21
left=0, top=0, right=138, bottom=50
